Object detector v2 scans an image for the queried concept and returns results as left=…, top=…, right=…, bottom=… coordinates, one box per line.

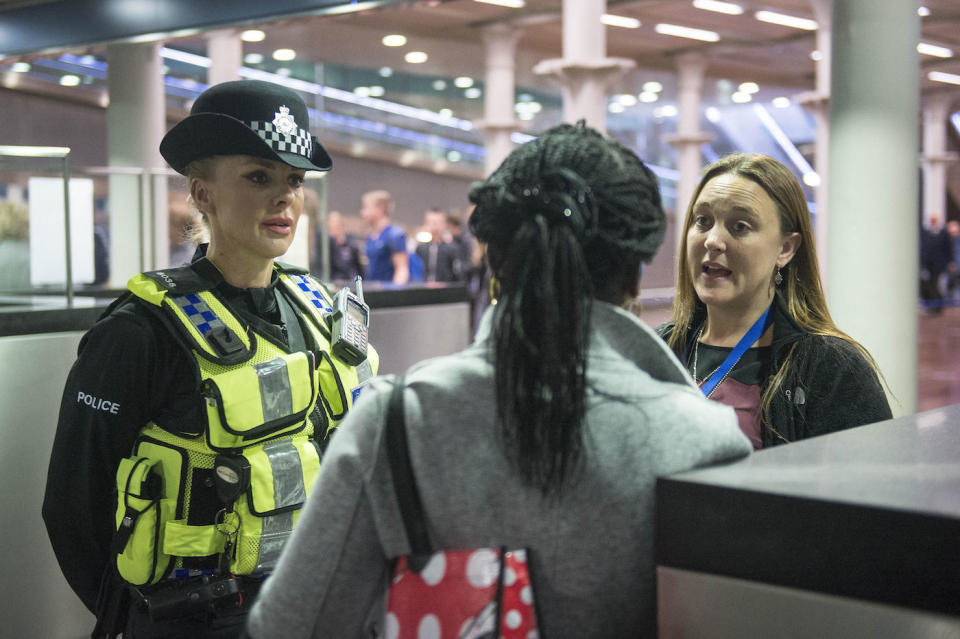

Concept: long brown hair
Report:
left=667, top=153, right=885, bottom=425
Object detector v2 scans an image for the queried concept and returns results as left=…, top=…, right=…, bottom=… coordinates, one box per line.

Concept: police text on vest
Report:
left=77, top=392, right=120, bottom=414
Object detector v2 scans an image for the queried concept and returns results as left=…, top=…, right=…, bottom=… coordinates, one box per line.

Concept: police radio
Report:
left=329, top=275, right=369, bottom=366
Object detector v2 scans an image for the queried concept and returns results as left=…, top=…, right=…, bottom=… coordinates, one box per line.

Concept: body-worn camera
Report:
left=144, top=574, right=241, bottom=621
left=328, top=276, right=369, bottom=366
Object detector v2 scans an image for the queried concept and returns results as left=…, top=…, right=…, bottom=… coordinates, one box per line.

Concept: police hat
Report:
left=160, top=79, right=332, bottom=175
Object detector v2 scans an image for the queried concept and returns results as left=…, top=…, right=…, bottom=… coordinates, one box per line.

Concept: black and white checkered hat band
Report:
left=247, top=121, right=313, bottom=158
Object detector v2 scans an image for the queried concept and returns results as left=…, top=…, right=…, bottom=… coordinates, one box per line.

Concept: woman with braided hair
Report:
left=246, top=123, right=750, bottom=638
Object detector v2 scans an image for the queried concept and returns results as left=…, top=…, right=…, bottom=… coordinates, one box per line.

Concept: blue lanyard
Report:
left=689, top=303, right=775, bottom=398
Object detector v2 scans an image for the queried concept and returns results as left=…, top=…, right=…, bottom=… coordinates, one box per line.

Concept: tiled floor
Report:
left=917, top=305, right=960, bottom=412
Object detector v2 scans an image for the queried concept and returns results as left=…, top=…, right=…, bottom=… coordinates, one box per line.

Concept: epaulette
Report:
left=140, top=265, right=215, bottom=295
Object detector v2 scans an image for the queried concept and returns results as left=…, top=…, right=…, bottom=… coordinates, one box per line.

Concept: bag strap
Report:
left=385, top=375, right=433, bottom=558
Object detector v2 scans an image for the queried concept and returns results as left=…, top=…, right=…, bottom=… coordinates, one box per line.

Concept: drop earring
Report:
left=775, top=267, right=783, bottom=286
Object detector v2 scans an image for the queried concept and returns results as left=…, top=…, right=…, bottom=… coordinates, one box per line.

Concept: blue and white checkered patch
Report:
left=170, top=293, right=225, bottom=336
left=248, top=120, right=313, bottom=159
left=289, top=274, right=333, bottom=314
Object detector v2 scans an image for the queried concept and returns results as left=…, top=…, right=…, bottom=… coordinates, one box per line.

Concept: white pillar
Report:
left=207, top=29, right=242, bottom=85
left=827, top=0, right=919, bottom=416
left=479, top=24, right=521, bottom=177
left=666, top=53, right=711, bottom=247
left=533, top=0, right=633, bottom=132
left=797, top=0, right=832, bottom=280
left=921, top=94, right=959, bottom=228
left=107, top=41, right=168, bottom=283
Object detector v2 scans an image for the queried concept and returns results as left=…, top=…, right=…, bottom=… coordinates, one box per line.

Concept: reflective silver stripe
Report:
left=254, top=358, right=293, bottom=421
left=355, top=358, right=373, bottom=384
left=254, top=439, right=306, bottom=572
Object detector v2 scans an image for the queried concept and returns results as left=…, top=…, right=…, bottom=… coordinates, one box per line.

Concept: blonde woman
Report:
left=658, top=153, right=891, bottom=449
left=44, top=80, right=377, bottom=638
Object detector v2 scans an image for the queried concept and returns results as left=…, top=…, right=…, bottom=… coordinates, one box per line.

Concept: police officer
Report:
left=42, top=80, right=377, bottom=638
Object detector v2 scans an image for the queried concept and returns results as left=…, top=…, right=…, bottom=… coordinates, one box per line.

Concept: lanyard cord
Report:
left=685, top=302, right=775, bottom=398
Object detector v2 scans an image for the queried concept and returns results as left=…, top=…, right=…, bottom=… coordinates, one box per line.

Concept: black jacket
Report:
left=657, top=294, right=892, bottom=447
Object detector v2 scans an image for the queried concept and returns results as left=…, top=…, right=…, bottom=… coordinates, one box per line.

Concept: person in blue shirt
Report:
left=361, top=190, right=409, bottom=284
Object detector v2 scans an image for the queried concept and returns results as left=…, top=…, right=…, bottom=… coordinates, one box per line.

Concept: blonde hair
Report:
left=182, top=157, right=218, bottom=245
left=667, top=153, right=886, bottom=426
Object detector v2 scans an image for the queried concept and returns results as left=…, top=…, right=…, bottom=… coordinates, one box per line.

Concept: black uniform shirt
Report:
left=41, top=257, right=304, bottom=613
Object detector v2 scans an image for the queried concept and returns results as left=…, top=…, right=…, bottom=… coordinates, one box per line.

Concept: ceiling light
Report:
left=379, top=66, right=393, bottom=77
left=382, top=34, right=407, bottom=47
left=368, top=85, right=385, bottom=97
left=731, top=91, right=752, bottom=103
left=464, top=87, right=482, bottom=98
left=405, top=51, right=428, bottom=64
left=474, top=0, right=525, bottom=7
left=929, top=71, right=960, bottom=86
left=693, top=0, right=744, bottom=15
left=59, top=74, right=81, bottom=86
left=810, top=50, right=823, bottom=61
left=654, top=23, right=720, bottom=42
left=639, top=91, right=659, bottom=103
left=438, top=108, right=453, bottom=117
left=353, top=86, right=371, bottom=97
left=772, top=96, right=791, bottom=108
left=243, top=53, right=264, bottom=64
left=755, top=11, right=817, bottom=30
left=803, top=172, right=821, bottom=187
left=705, top=106, right=721, bottom=122
left=738, top=81, right=759, bottom=94
left=276, top=68, right=291, bottom=77
left=454, top=76, right=474, bottom=88
left=918, top=42, right=953, bottom=58
left=240, top=30, right=265, bottom=42
left=518, top=112, right=535, bottom=121
left=79, top=54, right=97, bottom=65
left=272, top=48, right=296, bottom=61
left=446, top=150, right=462, bottom=162
left=616, top=93, right=638, bottom=106
left=601, top=14, right=641, bottom=29
left=515, top=101, right=542, bottom=114
left=656, top=105, right=678, bottom=117
left=918, top=6, right=930, bottom=17
left=517, top=93, right=534, bottom=102
left=161, top=47, right=212, bottom=68
left=608, top=102, right=625, bottom=114
left=11, top=62, right=30, bottom=73
left=432, top=79, right=447, bottom=90
left=642, top=81, right=663, bottom=93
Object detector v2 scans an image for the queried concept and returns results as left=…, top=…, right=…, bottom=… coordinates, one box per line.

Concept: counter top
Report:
left=656, top=405, right=960, bottom=617
left=0, top=283, right=469, bottom=337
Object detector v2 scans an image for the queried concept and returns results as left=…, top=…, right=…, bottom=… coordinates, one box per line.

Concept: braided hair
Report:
left=469, top=123, right=665, bottom=495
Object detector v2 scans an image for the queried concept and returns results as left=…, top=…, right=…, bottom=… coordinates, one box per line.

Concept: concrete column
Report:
left=797, top=0, right=832, bottom=279
left=207, top=29, right=242, bottom=85
left=921, top=94, right=959, bottom=228
left=479, top=24, right=521, bottom=177
left=107, top=41, right=168, bottom=283
left=666, top=53, right=712, bottom=247
left=533, top=0, right=633, bottom=132
left=827, top=0, right=919, bottom=415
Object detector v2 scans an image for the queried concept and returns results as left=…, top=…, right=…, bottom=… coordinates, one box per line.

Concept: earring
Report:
left=488, top=275, right=500, bottom=306
left=775, top=267, right=783, bottom=286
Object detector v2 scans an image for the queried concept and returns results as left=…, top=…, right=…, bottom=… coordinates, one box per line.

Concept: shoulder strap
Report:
left=385, top=375, right=433, bottom=562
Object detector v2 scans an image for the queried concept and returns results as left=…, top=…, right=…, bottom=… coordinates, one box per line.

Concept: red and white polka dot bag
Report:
left=384, top=377, right=542, bottom=639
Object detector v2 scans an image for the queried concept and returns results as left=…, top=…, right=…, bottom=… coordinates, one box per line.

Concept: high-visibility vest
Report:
left=111, top=262, right=377, bottom=586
